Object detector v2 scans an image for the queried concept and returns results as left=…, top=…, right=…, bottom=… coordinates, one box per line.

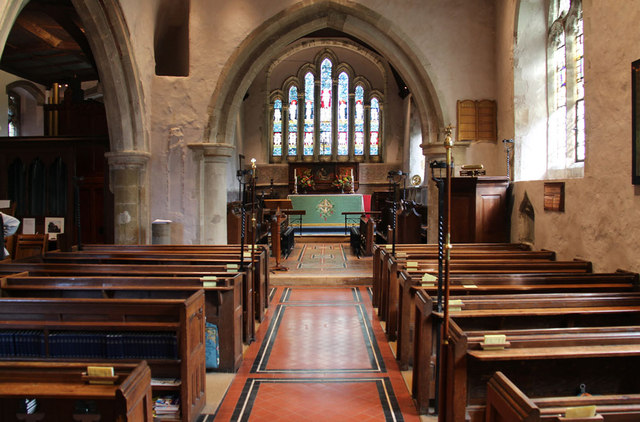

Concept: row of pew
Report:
left=0, top=243, right=271, bottom=422
left=372, top=242, right=640, bottom=422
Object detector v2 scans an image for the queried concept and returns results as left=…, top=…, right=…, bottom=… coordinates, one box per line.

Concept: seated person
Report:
left=1, top=212, right=20, bottom=258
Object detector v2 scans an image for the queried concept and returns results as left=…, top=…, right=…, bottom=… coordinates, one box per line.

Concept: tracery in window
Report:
left=269, top=50, right=383, bottom=163
left=304, top=72, right=314, bottom=156
left=337, top=72, right=349, bottom=156
left=8, top=93, right=20, bottom=137
left=288, top=86, right=298, bottom=156
left=272, top=98, right=282, bottom=156
left=319, top=58, right=332, bottom=156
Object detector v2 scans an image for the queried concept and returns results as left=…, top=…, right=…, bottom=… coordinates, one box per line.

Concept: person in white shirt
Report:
left=1, top=212, right=20, bottom=258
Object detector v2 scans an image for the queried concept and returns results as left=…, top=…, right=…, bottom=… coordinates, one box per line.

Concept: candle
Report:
left=294, top=173, right=297, bottom=184
left=350, top=168, right=354, bottom=181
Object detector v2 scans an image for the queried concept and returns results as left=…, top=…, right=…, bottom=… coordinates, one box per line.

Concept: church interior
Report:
left=1, top=0, right=640, bottom=421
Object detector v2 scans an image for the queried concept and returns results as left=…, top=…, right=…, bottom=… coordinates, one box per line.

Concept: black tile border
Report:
left=230, top=377, right=404, bottom=422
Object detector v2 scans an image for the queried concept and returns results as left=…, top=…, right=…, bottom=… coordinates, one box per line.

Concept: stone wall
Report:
left=498, top=0, right=640, bottom=272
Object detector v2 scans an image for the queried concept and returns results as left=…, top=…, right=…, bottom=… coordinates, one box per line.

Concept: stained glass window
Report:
left=304, top=72, right=314, bottom=156
left=354, top=85, right=364, bottom=156
left=575, top=15, right=585, bottom=162
left=319, top=58, right=332, bottom=155
left=337, top=72, right=349, bottom=156
left=288, top=85, right=298, bottom=156
left=269, top=50, right=384, bottom=162
left=369, top=97, right=380, bottom=156
left=272, top=98, right=282, bottom=156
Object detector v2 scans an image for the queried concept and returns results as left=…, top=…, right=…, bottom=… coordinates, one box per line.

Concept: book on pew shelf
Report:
left=480, top=334, right=510, bottom=350
left=421, top=273, right=437, bottom=282
left=243, top=251, right=252, bottom=258
left=448, top=299, right=463, bottom=312
left=406, top=261, right=418, bottom=268
left=421, top=283, right=435, bottom=287
left=151, top=378, right=181, bottom=387
left=201, top=275, right=218, bottom=287
left=86, top=366, right=116, bottom=384
left=565, top=406, right=597, bottom=418
left=397, top=252, right=407, bottom=258
left=463, top=284, right=478, bottom=288
left=154, top=394, right=180, bottom=419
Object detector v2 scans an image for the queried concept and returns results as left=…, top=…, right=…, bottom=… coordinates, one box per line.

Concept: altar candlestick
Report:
left=350, top=168, right=354, bottom=181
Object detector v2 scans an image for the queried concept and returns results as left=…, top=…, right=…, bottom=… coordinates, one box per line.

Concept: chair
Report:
left=14, top=233, right=49, bottom=260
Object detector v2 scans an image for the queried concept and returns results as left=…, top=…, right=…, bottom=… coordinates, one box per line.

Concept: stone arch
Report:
left=6, top=80, right=45, bottom=105
left=0, top=0, right=150, bottom=243
left=0, top=0, right=148, bottom=154
left=205, top=0, right=443, bottom=150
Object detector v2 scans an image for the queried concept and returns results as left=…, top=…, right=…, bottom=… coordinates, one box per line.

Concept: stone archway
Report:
left=194, top=0, right=444, bottom=243
left=0, top=0, right=150, bottom=244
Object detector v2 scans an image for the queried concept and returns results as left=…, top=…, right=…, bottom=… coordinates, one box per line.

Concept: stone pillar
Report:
left=189, top=143, right=235, bottom=244
left=105, top=151, right=151, bottom=244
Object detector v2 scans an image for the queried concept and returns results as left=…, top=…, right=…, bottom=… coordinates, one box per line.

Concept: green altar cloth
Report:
left=288, top=194, right=364, bottom=226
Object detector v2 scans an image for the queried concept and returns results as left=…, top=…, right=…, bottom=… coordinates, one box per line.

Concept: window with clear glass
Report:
left=547, top=0, right=584, bottom=174
left=8, top=93, right=19, bottom=137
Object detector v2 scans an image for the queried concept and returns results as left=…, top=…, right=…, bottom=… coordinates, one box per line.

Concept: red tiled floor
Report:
left=212, top=287, right=420, bottom=421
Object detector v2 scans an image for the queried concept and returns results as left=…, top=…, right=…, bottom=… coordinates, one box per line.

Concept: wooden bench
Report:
left=1, top=273, right=244, bottom=372
left=396, top=269, right=640, bottom=370
left=0, top=291, right=205, bottom=422
left=0, top=360, right=153, bottom=421
left=411, top=291, right=640, bottom=419
left=35, top=253, right=257, bottom=344
left=79, top=244, right=270, bottom=322
left=371, top=243, right=533, bottom=308
left=381, top=255, right=590, bottom=341
left=486, top=371, right=640, bottom=422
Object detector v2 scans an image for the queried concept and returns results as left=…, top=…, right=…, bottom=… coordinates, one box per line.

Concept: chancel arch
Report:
left=201, top=0, right=444, bottom=244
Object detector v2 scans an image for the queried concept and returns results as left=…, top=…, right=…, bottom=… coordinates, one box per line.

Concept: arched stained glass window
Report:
left=337, top=72, right=349, bottom=156
left=288, top=86, right=298, bottom=156
left=269, top=50, right=384, bottom=163
left=272, top=99, right=283, bottom=156
left=304, top=72, right=314, bottom=156
left=354, top=85, right=365, bottom=156
left=369, top=97, right=380, bottom=156
left=319, top=58, right=332, bottom=155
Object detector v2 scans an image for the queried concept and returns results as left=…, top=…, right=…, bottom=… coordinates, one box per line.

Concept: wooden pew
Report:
left=79, top=244, right=270, bottom=321
left=371, top=243, right=533, bottom=308
left=34, top=253, right=257, bottom=344
left=486, top=371, right=640, bottom=422
left=396, top=269, right=640, bottom=370
left=381, top=255, right=590, bottom=341
left=411, top=291, right=640, bottom=418
left=0, top=291, right=205, bottom=422
left=0, top=361, right=153, bottom=421
left=1, top=274, right=244, bottom=372
left=0, top=261, right=251, bottom=350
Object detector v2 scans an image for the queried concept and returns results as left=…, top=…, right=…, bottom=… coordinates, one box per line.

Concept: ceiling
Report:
left=0, top=0, right=98, bottom=87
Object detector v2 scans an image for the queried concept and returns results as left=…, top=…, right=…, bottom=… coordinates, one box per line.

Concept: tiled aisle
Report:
left=210, top=286, right=420, bottom=421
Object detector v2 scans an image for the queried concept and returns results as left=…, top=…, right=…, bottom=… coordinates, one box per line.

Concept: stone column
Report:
left=105, top=150, right=151, bottom=244
left=189, top=143, right=235, bottom=244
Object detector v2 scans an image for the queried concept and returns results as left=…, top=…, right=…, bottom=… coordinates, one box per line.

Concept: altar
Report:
left=288, top=194, right=364, bottom=226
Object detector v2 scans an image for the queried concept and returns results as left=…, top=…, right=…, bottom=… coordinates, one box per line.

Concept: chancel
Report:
left=0, top=1, right=639, bottom=421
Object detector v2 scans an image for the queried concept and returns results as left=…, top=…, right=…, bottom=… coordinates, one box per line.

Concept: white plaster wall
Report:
left=115, top=0, right=499, bottom=244
left=497, top=0, right=640, bottom=272
left=0, top=70, right=45, bottom=136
